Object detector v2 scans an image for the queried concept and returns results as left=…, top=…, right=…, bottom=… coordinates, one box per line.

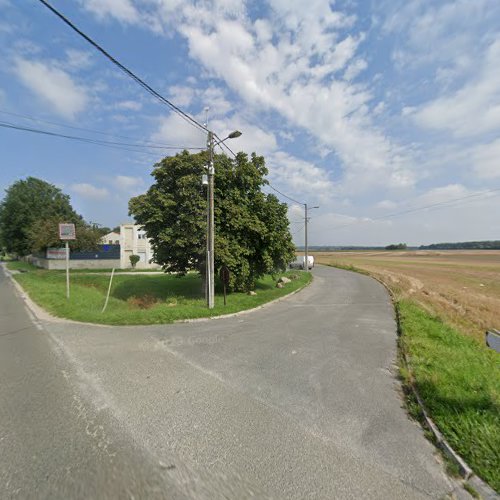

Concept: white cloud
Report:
left=113, top=175, right=144, bottom=191
left=414, top=184, right=469, bottom=206
left=168, top=85, right=195, bottom=108
left=81, top=0, right=140, bottom=24
left=71, top=183, right=109, bottom=200
left=382, top=0, right=495, bottom=77
left=151, top=113, right=206, bottom=150
left=472, top=139, right=500, bottom=179
left=413, top=38, right=500, bottom=137
left=13, top=58, right=89, bottom=119
left=344, top=58, right=368, bottom=81
left=210, top=117, right=277, bottom=156
left=81, top=0, right=416, bottom=196
left=65, top=49, right=93, bottom=69
left=268, top=152, right=334, bottom=201
left=376, top=200, right=397, bottom=210
left=115, top=100, right=142, bottom=111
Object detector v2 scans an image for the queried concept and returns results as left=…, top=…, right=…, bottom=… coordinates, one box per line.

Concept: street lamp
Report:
left=206, top=129, right=242, bottom=309
left=304, top=204, right=319, bottom=270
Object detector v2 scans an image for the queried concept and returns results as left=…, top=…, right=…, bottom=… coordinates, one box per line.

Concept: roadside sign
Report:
left=46, top=247, right=66, bottom=260
left=485, top=330, right=500, bottom=353
left=219, top=266, right=230, bottom=306
left=59, top=223, right=76, bottom=240
left=219, top=266, right=230, bottom=286
left=58, top=223, right=75, bottom=300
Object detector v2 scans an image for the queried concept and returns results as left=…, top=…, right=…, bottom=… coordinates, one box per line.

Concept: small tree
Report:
left=129, top=254, right=140, bottom=268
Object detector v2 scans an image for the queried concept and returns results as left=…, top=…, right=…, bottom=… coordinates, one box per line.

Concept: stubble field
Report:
left=315, top=250, right=500, bottom=341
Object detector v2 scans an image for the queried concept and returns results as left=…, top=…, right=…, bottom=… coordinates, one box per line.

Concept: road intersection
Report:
left=1, top=265, right=460, bottom=499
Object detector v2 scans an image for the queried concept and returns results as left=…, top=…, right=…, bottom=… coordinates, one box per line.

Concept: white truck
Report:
left=290, top=255, right=314, bottom=270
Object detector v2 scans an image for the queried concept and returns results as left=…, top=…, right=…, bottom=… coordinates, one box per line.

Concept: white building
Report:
left=100, top=231, right=120, bottom=245
left=120, top=223, right=161, bottom=269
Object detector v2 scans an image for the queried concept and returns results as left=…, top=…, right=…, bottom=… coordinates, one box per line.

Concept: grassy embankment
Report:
left=315, top=251, right=499, bottom=492
left=7, top=262, right=311, bottom=325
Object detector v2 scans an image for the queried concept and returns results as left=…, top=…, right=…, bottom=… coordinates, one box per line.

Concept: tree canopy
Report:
left=129, top=150, right=295, bottom=291
left=385, top=243, right=407, bottom=250
left=0, top=177, right=99, bottom=255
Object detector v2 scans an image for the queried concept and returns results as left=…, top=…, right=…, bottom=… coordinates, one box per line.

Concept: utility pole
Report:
left=207, top=130, right=215, bottom=309
left=304, top=203, right=308, bottom=271
left=205, top=128, right=242, bottom=309
left=304, top=204, right=319, bottom=270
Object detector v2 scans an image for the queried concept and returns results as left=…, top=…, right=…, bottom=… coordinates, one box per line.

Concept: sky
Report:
left=0, top=0, right=499, bottom=246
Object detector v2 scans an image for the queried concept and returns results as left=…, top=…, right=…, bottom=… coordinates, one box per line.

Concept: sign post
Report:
left=59, top=223, right=76, bottom=300
left=219, top=266, right=230, bottom=306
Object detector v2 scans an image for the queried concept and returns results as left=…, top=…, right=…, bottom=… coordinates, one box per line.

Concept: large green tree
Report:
left=129, top=150, right=295, bottom=291
left=0, top=177, right=82, bottom=255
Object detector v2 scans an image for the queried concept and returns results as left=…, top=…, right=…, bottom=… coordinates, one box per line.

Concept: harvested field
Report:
left=314, top=250, right=500, bottom=341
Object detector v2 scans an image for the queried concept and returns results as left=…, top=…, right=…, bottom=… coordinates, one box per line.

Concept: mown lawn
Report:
left=12, top=268, right=311, bottom=325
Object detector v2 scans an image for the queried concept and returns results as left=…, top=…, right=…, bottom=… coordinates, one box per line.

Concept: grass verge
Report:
left=326, top=263, right=500, bottom=492
left=399, top=300, right=499, bottom=491
left=12, top=268, right=311, bottom=325
left=6, top=261, right=38, bottom=272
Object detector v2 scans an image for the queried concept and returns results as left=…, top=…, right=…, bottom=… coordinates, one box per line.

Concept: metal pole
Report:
left=207, top=131, right=215, bottom=309
left=304, top=203, right=308, bottom=270
left=65, top=241, right=70, bottom=299
left=101, top=268, right=115, bottom=313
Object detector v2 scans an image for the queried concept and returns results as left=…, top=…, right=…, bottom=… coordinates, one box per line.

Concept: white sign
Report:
left=47, top=247, right=66, bottom=260
left=59, top=223, right=76, bottom=240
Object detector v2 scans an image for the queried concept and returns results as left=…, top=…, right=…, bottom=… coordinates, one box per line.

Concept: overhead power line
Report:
left=209, top=135, right=307, bottom=208
left=291, top=224, right=305, bottom=237
left=37, top=0, right=207, bottom=134
left=0, top=109, right=189, bottom=149
left=267, top=184, right=304, bottom=206
left=328, top=187, right=500, bottom=231
left=0, top=121, right=203, bottom=156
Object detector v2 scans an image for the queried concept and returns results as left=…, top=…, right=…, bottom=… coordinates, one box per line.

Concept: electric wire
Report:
left=0, top=109, right=193, bottom=149
left=267, top=184, right=305, bottom=206
left=37, top=0, right=207, bottom=134
left=291, top=224, right=305, bottom=236
left=328, top=187, right=500, bottom=231
left=0, top=121, right=203, bottom=156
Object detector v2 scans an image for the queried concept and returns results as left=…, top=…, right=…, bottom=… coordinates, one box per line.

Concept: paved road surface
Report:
left=0, top=265, right=459, bottom=499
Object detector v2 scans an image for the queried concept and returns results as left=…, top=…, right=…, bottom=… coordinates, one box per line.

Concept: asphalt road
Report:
left=0, top=264, right=459, bottom=499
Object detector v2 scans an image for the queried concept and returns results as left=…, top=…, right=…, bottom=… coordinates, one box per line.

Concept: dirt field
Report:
left=314, top=250, right=500, bottom=341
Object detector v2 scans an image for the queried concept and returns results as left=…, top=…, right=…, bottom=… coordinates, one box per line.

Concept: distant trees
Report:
left=419, top=241, right=500, bottom=250
left=385, top=243, right=407, bottom=251
left=0, top=177, right=100, bottom=255
left=28, top=216, right=102, bottom=253
left=129, top=150, right=295, bottom=291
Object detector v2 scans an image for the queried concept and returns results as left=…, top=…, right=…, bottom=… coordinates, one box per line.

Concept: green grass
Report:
left=13, top=269, right=311, bottom=325
left=399, top=300, right=500, bottom=492
left=6, top=261, right=38, bottom=272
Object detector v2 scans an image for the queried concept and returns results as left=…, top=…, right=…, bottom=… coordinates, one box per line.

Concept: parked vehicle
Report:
left=290, top=255, right=314, bottom=270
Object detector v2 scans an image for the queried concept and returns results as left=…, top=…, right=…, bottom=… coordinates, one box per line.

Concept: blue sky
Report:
left=1, top=0, right=499, bottom=246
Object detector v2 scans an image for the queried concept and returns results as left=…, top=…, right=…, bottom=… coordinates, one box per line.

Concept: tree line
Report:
left=419, top=241, right=500, bottom=250
left=1, top=150, right=296, bottom=292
